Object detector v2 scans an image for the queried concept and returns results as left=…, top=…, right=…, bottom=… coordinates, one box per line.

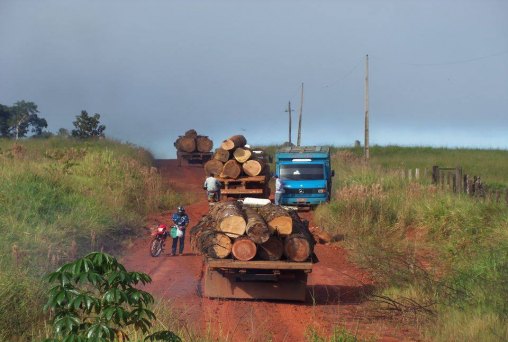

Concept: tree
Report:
left=44, top=252, right=180, bottom=342
left=0, top=101, right=48, bottom=139
left=72, top=111, right=106, bottom=138
left=8, top=101, right=48, bottom=139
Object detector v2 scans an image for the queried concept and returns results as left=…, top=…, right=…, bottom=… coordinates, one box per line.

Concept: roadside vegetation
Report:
left=315, top=146, right=508, bottom=341
left=0, top=137, right=187, bottom=340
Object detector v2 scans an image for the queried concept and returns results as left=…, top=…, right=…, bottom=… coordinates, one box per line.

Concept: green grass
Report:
left=315, top=146, right=508, bottom=341
left=0, top=137, right=187, bottom=340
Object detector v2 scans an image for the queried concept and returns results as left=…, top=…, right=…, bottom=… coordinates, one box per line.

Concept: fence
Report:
left=431, top=165, right=508, bottom=205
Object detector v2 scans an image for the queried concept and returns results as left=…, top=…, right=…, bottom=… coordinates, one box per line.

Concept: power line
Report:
left=372, top=49, right=508, bottom=67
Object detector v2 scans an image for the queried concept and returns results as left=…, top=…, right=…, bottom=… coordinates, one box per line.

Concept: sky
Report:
left=1, top=0, right=507, bottom=158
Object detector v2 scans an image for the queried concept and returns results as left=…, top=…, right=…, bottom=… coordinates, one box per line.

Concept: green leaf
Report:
left=144, top=330, right=182, bottom=342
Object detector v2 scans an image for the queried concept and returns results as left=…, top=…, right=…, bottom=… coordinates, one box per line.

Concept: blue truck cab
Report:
left=275, top=146, right=333, bottom=206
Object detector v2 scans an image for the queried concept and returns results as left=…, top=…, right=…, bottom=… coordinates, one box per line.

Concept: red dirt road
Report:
left=122, top=160, right=420, bottom=341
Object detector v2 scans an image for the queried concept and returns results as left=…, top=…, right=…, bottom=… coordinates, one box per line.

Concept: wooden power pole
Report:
left=364, top=54, right=370, bottom=161
left=297, top=82, right=304, bottom=146
left=287, top=101, right=292, bottom=144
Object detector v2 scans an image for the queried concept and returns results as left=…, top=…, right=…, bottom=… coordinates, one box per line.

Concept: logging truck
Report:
left=191, top=201, right=315, bottom=301
left=174, top=129, right=214, bottom=166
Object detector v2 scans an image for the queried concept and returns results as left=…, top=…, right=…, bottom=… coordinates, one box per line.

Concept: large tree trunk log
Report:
left=174, top=136, right=196, bottom=152
left=196, top=136, right=213, bottom=152
left=204, top=159, right=223, bottom=177
left=283, top=210, right=315, bottom=262
left=242, top=159, right=266, bottom=177
left=185, top=129, right=198, bottom=138
left=221, top=135, right=247, bottom=151
left=257, top=236, right=284, bottom=261
left=233, top=147, right=252, bottom=163
left=211, top=201, right=246, bottom=238
left=258, top=204, right=292, bottom=236
left=244, top=207, right=271, bottom=244
left=190, top=215, right=232, bottom=259
left=214, top=148, right=230, bottom=163
left=221, top=159, right=242, bottom=179
left=231, top=236, right=257, bottom=261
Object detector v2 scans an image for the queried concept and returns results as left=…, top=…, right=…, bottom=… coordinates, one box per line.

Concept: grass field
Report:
left=315, top=146, right=508, bottom=341
left=0, top=137, right=187, bottom=340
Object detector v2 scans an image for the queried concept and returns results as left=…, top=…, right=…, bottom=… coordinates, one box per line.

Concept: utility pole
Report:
left=286, top=101, right=293, bottom=144
left=297, top=82, right=304, bottom=146
left=364, top=54, right=370, bottom=161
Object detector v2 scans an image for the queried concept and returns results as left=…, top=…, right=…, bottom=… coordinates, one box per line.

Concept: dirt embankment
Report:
left=121, top=160, right=421, bottom=341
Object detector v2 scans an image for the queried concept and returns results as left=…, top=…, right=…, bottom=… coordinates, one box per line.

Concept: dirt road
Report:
left=122, top=160, right=419, bottom=341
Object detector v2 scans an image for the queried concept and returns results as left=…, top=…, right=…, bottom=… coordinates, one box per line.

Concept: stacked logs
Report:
left=190, top=201, right=314, bottom=262
left=204, top=134, right=266, bottom=178
left=174, top=129, right=213, bottom=153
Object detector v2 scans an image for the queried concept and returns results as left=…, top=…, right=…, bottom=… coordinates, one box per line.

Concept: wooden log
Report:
left=214, top=148, right=230, bottom=163
left=185, top=129, right=198, bottom=138
left=221, top=159, right=242, bottom=179
left=196, top=136, right=213, bottom=153
left=233, top=147, right=252, bottom=163
left=175, top=136, right=196, bottom=153
left=204, top=159, right=223, bottom=177
left=231, top=236, right=257, bottom=261
left=243, top=159, right=265, bottom=177
left=221, top=135, right=247, bottom=151
left=258, top=203, right=292, bottom=236
left=284, top=234, right=311, bottom=262
left=190, top=215, right=232, bottom=259
left=244, top=207, right=271, bottom=244
left=284, top=210, right=315, bottom=262
left=257, top=236, right=283, bottom=261
left=211, top=201, right=246, bottom=238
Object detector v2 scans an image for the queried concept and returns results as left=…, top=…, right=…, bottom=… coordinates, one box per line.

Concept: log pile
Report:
left=174, top=129, right=213, bottom=153
left=203, top=134, right=267, bottom=178
left=190, top=202, right=314, bottom=262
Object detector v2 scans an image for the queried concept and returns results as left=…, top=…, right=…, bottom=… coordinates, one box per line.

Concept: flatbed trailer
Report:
left=204, top=257, right=313, bottom=301
left=216, top=175, right=270, bottom=198
left=177, top=151, right=213, bottom=167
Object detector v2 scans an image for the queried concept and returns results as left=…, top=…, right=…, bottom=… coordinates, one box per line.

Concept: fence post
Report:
left=408, top=169, right=412, bottom=181
left=415, top=168, right=420, bottom=180
left=455, top=167, right=463, bottom=193
left=432, top=166, right=439, bottom=185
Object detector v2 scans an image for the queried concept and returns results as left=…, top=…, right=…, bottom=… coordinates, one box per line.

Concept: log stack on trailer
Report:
left=174, top=129, right=214, bottom=166
left=190, top=201, right=316, bottom=301
left=203, top=134, right=271, bottom=198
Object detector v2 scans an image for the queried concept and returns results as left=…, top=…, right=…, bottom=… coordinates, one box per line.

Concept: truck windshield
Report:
left=280, top=164, right=324, bottom=181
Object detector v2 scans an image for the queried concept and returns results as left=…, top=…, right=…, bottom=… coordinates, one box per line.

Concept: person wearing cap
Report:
left=274, top=174, right=285, bottom=205
left=171, top=206, right=189, bottom=256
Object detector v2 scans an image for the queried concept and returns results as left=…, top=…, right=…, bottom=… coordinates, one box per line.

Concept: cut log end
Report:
left=268, top=216, right=292, bottom=236
left=284, top=235, right=311, bottom=262
left=218, top=216, right=246, bottom=238
left=232, top=237, right=257, bottom=261
left=258, top=236, right=284, bottom=261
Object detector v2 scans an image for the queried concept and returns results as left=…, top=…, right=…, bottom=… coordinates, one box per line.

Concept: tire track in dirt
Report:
left=121, top=160, right=421, bottom=341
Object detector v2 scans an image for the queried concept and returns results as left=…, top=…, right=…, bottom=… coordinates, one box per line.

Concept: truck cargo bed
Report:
left=204, top=258, right=313, bottom=301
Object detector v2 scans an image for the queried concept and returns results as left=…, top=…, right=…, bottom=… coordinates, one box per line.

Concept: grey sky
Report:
left=1, top=0, right=507, bottom=157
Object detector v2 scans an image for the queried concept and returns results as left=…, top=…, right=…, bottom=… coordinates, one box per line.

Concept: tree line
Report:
left=0, top=100, right=106, bottom=139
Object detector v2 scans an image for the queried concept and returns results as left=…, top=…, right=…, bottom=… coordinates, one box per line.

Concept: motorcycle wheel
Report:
left=150, top=238, right=163, bottom=257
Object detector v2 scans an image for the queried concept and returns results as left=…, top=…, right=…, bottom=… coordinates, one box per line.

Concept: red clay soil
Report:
left=121, top=160, right=421, bottom=342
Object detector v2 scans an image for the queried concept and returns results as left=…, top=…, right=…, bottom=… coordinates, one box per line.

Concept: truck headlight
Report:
left=317, top=189, right=327, bottom=193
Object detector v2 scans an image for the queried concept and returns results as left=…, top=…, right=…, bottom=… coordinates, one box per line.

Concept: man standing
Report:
left=171, top=206, right=189, bottom=256
left=274, top=175, right=285, bottom=205
left=203, top=173, right=222, bottom=202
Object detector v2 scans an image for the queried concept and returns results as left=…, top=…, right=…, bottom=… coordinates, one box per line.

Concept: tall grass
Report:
left=315, top=148, right=508, bottom=341
left=0, top=137, right=187, bottom=340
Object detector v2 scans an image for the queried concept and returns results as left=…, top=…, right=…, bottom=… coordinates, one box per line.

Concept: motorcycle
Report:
left=150, top=224, right=169, bottom=257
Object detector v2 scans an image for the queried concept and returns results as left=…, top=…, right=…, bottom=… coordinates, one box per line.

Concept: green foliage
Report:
left=0, top=100, right=48, bottom=138
left=72, top=110, right=106, bottom=138
left=44, top=252, right=180, bottom=341
left=0, top=137, right=187, bottom=340
left=315, top=147, right=508, bottom=340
